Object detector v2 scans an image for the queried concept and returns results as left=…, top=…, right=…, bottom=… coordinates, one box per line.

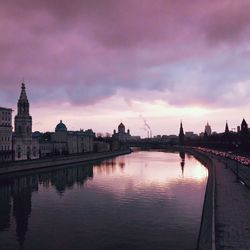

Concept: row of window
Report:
left=0, top=145, right=10, bottom=151
left=1, top=116, right=11, bottom=121
left=17, top=146, right=37, bottom=158
left=1, top=111, right=11, bottom=116
left=17, top=126, right=30, bottom=134
left=0, top=122, right=11, bottom=126
left=1, top=136, right=10, bottom=142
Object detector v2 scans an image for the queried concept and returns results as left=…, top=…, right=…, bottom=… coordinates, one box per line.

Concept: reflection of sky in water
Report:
left=92, top=151, right=208, bottom=195
left=0, top=151, right=208, bottom=250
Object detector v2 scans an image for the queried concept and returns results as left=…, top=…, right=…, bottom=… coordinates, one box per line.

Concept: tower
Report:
left=13, top=83, right=39, bottom=160
left=179, top=121, right=185, bottom=146
left=14, top=83, right=32, bottom=138
left=118, top=123, right=125, bottom=134
left=241, top=118, right=248, bottom=135
left=225, top=121, right=229, bottom=134
left=205, top=122, right=212, bottom=136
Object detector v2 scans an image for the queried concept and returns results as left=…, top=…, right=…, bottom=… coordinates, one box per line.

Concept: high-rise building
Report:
left=13, top=83, right=39, bottom=160
left=0, top=107, right=13, bottom=161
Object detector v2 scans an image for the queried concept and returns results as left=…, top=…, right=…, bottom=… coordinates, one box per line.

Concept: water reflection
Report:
left=0, top=151, right=208, bottom=250
left=0, top=165, right=93, bottom=250
left=179, top=151, right=186, bottom=177
left=0, top=183, right=11, bottom=231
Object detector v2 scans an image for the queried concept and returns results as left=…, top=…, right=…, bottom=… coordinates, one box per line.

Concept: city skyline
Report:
left=1, top=1, right=250, bottom=136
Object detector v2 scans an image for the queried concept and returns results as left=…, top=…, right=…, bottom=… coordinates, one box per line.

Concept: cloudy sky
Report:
left=1, top=0, right=250, bottom=136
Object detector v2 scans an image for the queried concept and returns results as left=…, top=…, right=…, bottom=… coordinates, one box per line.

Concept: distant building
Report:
left=178, top=122, right=185, bottom=145
left=241, top=118, right=248, bottom=135
left=39, top=120, right=95, bottom=157
left=237, top=126, right=241, bottom=133
left=224, top=121, right=230, bottom=134
left=130, top=136, right=141, bottom=141
left=185, top=132, right=199, bottom=139
left=94, top=141, right=110, bottom=152
left=205, top=122, right=212, bottom=136
left=13, top=83, right=39, bottom=161
left=0, top=107, right=13, bottom=161
left=199, top=132, right=204, bottom=137
left=112, top=123, right=131, bottom=142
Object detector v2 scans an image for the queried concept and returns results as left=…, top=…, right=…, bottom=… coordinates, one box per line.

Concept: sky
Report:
left=1, top=0, right=250, bottom=137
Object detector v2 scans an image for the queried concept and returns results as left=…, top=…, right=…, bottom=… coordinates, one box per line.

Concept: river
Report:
left=0, top=150, right=208, bottom=250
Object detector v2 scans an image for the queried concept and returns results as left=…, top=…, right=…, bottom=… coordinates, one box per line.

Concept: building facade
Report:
left=13, top=83, right=39, bottom=161
left=0, top=107, right=13, bottom=161
left=112, top=123, right=131, bottom=142
left=39, top=120, right=95, bottom=157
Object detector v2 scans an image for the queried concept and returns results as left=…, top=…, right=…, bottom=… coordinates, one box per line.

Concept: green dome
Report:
left=55, top=120, right=67, bottom=132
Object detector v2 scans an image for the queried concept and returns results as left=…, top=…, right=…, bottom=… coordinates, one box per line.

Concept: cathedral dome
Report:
left=55, top=120, right=67, bottom=132
left=118, top=123, right=125, bottom=129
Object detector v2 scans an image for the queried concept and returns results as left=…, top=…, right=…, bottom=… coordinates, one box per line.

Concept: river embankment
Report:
left=186, top=146, right=250, bottom=250
left=0, top=149, right=131, bottom=175
left=182, top=148, right=216, bottom=250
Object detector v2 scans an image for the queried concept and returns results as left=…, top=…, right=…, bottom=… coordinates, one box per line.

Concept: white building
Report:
left=13, top=83, right=39, bottom=161
left=0, top=107, right=13, bottom=161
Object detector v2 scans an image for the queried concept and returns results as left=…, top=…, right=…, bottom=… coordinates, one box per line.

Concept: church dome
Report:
left=118, top=122, right=125, bottom=129
left=55, top=120, right=67, bottom=132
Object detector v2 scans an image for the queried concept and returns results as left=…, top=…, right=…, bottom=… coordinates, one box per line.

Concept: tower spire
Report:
left=17, top=82, right=30, bottom=116
left=225, top=121, right=229, bottom=134
left=179, top=121, right=185, bottom=146
left=19, top=83, right=28, bottom=102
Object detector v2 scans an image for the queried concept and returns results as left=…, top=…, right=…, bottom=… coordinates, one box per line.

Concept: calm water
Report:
left=0, top=151, right=208, bottom=250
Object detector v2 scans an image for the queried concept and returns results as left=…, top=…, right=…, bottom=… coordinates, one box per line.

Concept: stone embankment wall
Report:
left=0, top=149, right=131, bottom=175
left=185, top=148, right=215, bottom=250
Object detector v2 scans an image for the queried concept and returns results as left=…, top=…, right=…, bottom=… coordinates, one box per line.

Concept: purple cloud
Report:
left=0, top=0, right=250, bottom=109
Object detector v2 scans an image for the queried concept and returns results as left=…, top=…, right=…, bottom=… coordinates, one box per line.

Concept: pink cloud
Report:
left=1, top=0, right=250, bottom=110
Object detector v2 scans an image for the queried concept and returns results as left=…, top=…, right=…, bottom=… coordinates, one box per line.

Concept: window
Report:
left=17, top=145, right=21, bottom=159
left=33, top=147, right=37, bottom=157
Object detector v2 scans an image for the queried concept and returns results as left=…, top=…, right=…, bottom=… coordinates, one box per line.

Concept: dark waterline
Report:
left=0, top=151, right=208, bottom=250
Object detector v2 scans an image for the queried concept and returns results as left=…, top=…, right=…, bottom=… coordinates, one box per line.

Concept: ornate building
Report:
left=112, top=123, right=131, bottom=142
left=13, top=83, right=39, bottom=160
left=39, top=120, right=95, bottom=157
left=0, top=107, right=13, bottom=161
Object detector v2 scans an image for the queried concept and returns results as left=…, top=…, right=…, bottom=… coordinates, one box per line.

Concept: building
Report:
left=93, top=141, right=110, bottom=152
left=112, top=123, right=131, bottom=142
left=39, top=120, right=95, bottom=157
left=0, top=107, right=13, bottom=161
left=205, top=122, right=212, bottom=136
left=13, top=83, right=39, bottom=161
left=241, top=118, right=248, bottom=135
left=185, top=131, right=199, bottom=139
left=225, top=122, right=230, bottom=134
left=178, top=121, right=185, bottom=145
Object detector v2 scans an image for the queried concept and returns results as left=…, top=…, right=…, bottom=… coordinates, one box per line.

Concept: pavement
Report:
left=214, top=158, right=250, bottom=249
